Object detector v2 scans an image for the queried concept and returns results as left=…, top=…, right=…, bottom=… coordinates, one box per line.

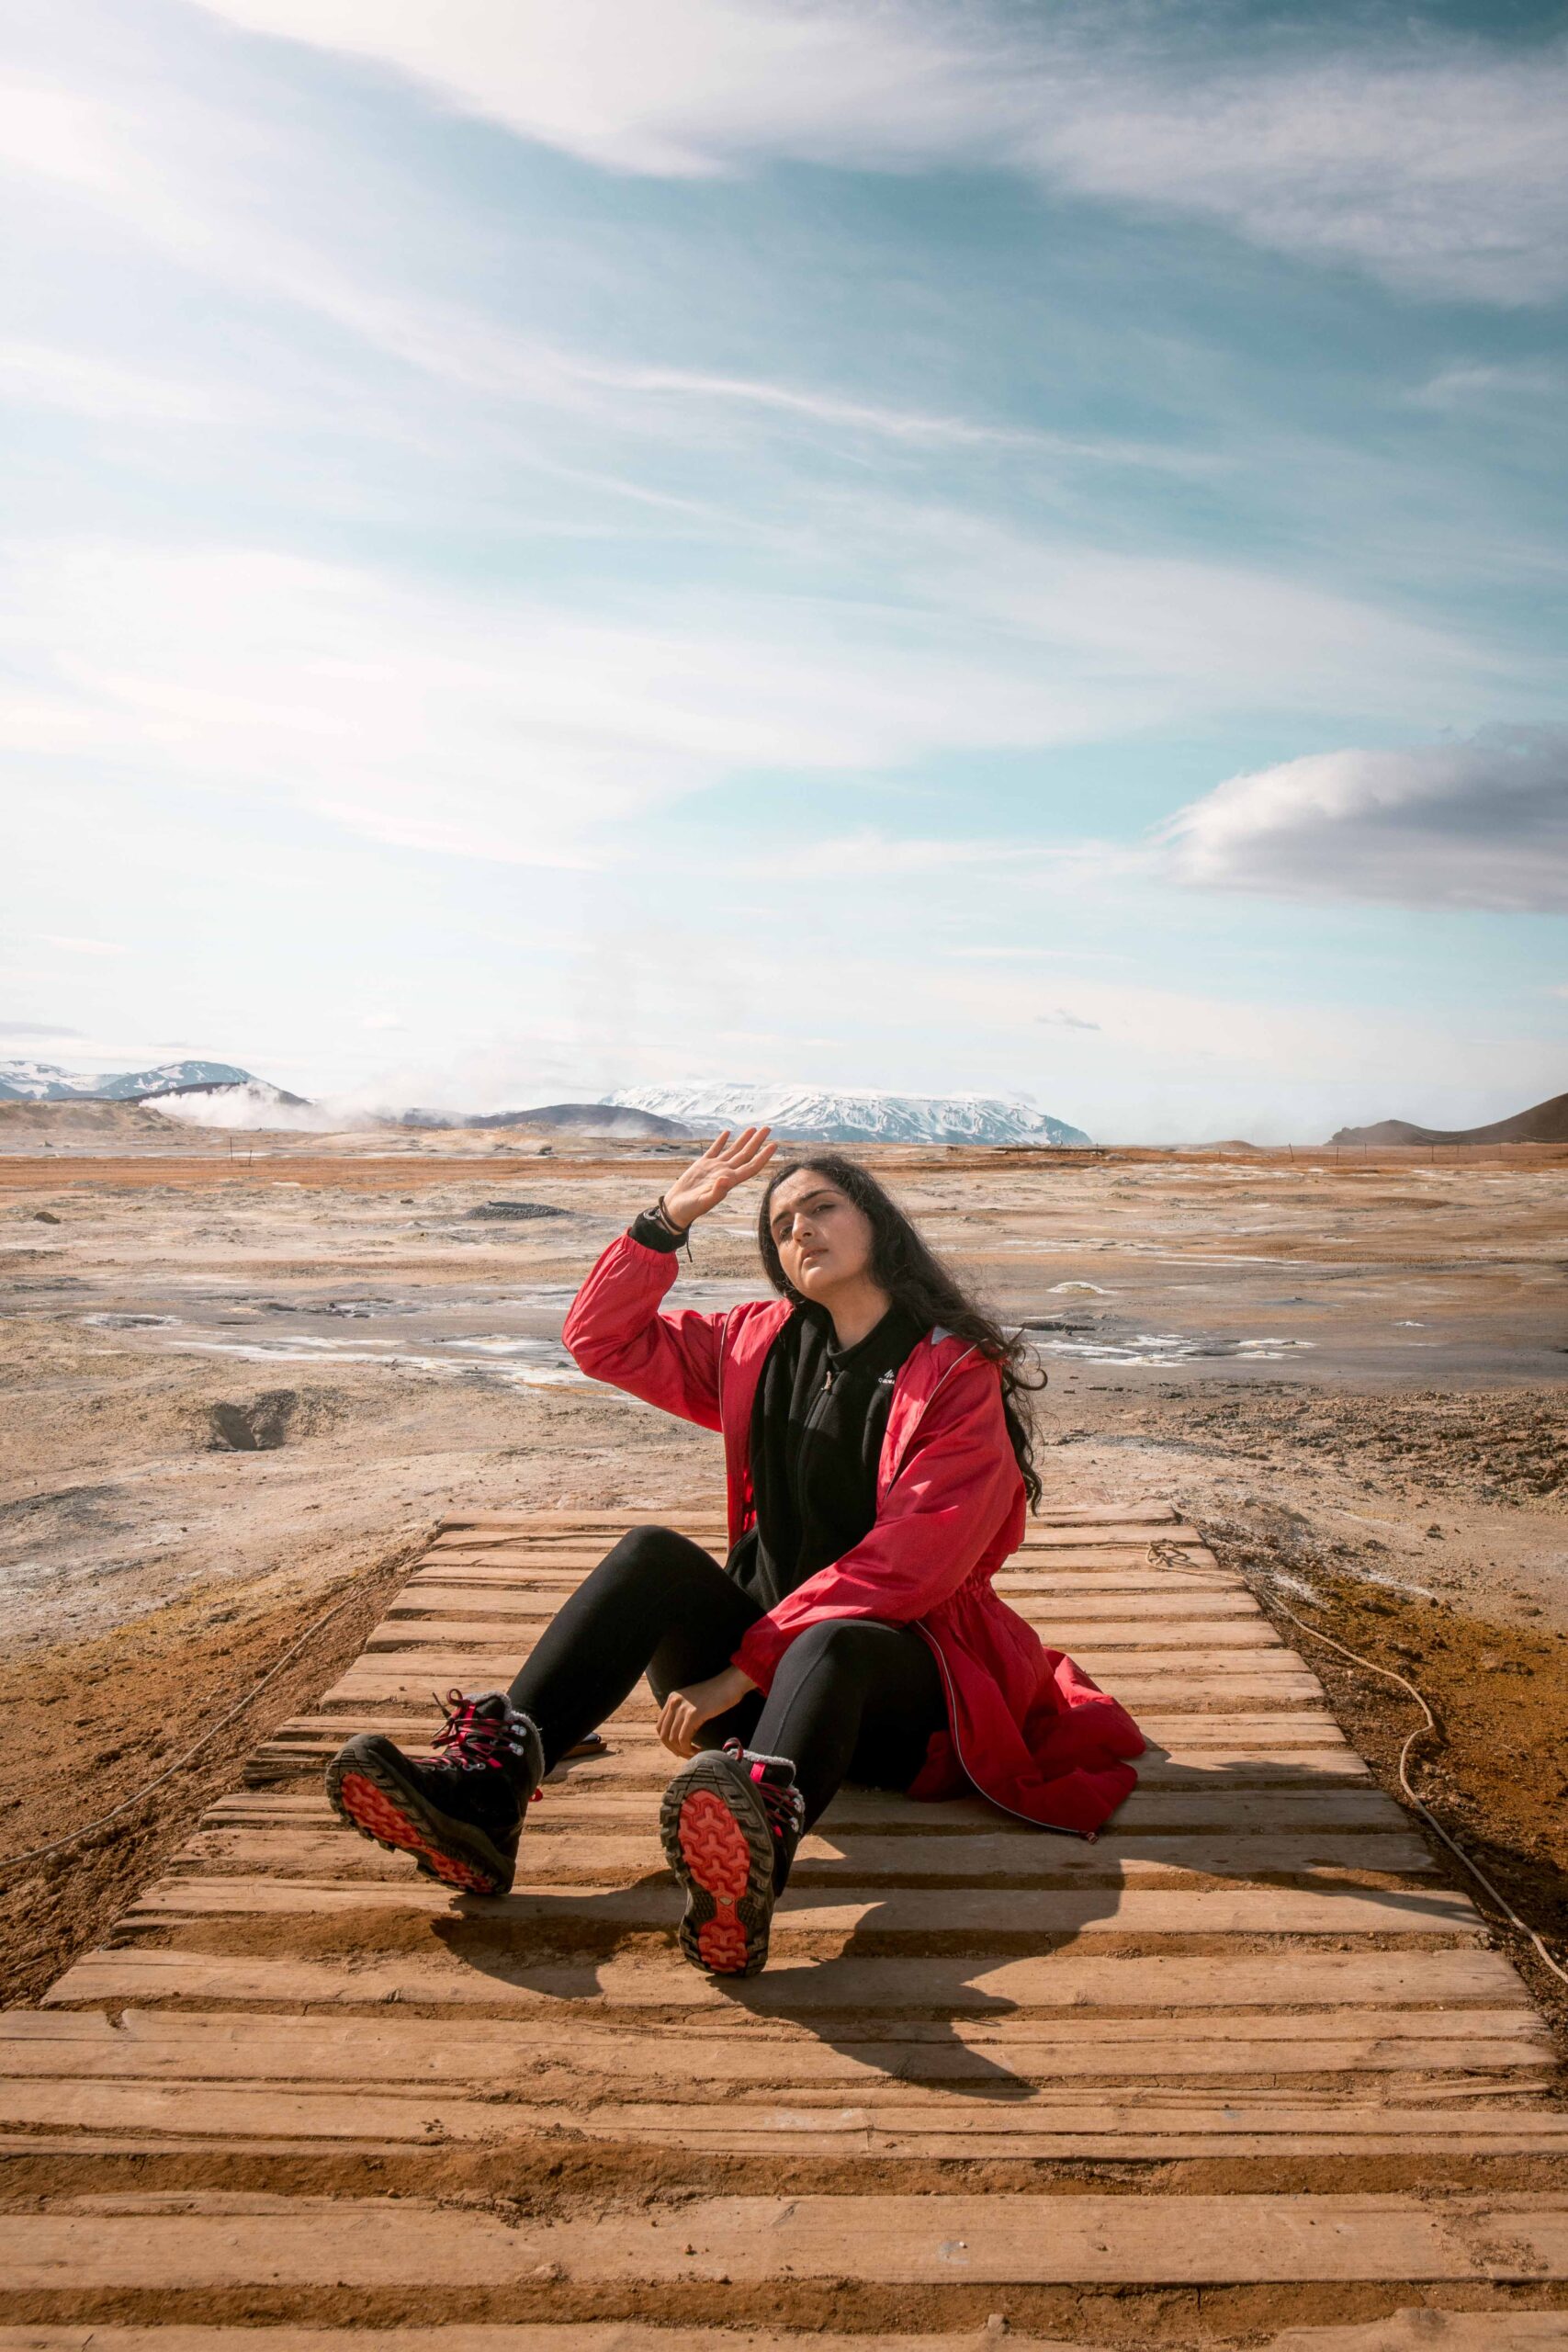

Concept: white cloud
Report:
left=180, top=0, right=997, bottom=182
left=1405, top=361, right=1566, bottom=412
left=0, top=77, right=125, bottom=193
left=861, top=501, right=1496, bottom=724
left=183, top=1, right=1568, bottom=301
left=0, top=1019, right=82, bottom=1038
left=0, top=537, right=1128, bottom=865
left=1026, top=47, right=1568, bottom=306
left=562, top=359, right=1201, bottom=471
left=1158, top=726, right=1568, bottom=911
left=0, top=341, right=219, bottom=423
left=39, top=934, right=127, bottom=956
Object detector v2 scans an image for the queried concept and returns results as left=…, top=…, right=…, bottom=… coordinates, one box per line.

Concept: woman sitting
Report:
left=327, top=1129, right=1145, bottom=1976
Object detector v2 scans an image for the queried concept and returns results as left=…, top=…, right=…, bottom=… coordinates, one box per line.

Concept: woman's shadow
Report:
left=434, top=1743, right=1462, bottom=2101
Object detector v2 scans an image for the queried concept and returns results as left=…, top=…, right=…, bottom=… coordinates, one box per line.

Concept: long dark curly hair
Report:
left=755, top=1152, right=1045, bottom=1510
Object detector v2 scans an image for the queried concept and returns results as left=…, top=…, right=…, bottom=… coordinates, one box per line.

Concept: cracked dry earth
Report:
left=0, top=1134, right=1565, bottom=2348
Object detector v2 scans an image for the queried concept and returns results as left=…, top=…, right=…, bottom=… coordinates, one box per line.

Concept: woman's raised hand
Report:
left=660, top=1126, right=776, bottom=1231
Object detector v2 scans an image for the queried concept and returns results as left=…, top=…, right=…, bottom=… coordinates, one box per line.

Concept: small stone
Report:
left=32, top=1209, right=61, bottom=1224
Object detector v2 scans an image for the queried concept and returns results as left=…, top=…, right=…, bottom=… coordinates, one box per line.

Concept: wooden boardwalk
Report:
left=6, top=1501, right=1568, bottom=2348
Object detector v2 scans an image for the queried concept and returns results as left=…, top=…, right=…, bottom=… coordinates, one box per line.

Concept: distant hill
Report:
left=0, top=1099, right=184, bottom=1141
left=0, top=1057, right=255, bottom=1102
left=608, top=1083, right=1090, bottom=1147
left=400, top=1102, right=694, bottom=1137
left=478, top=1102, right=694, bottom=1136
left=1331, top=1091, right=1568, bottom=1147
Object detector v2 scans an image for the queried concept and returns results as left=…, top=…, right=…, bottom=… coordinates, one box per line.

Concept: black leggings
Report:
left=507, top=1524, right=944, bottom=1829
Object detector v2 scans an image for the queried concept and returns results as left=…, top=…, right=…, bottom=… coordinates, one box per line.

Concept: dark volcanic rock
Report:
left=464, top=1200, right=570, bottom=1222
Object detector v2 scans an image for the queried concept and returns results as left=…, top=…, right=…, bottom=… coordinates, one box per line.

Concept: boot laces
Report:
left=433, top=1689, right=535, bottom=1773
left=722, top=1739, right=804, bottom=1845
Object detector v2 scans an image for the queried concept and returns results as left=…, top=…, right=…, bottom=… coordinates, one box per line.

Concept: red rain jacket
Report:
left=562, top=1232, right=1145, bottom=1837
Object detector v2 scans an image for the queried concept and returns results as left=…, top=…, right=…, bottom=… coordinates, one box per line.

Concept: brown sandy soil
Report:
left=0, top=1543, right=419, bottom=2004
left=1217, top=1529, right=1568, bottom=2036
left=2, top=1132, right=1564, bottom=2036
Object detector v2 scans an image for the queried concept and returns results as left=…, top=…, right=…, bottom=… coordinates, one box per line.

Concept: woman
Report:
left=327, top=1128, right=1145, bottom=1976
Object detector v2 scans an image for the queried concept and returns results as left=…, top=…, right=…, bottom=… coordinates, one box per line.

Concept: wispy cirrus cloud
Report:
left=0, top=77, right=1196, bottom=480
left=0, top=340, right=219, bottom=422
left=185, top=0, right=1568, bottom=301
left=1404, top=360, right=1566, bottom=411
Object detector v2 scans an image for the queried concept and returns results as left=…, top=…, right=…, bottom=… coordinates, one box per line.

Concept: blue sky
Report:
left=1, top=0, right=1564, bottom=1140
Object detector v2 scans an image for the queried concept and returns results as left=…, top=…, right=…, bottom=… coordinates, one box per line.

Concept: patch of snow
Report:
left=607, top=1081, right=1089, bottom=1148
left=0, top=1057, right=254, bottom=1102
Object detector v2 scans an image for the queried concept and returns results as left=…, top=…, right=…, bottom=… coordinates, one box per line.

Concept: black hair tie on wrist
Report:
left=654, top=1193, right=691, bottom=1238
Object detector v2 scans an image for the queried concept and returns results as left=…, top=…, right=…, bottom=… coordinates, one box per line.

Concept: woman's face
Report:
left=767, top=1169, right=875, bottom=1300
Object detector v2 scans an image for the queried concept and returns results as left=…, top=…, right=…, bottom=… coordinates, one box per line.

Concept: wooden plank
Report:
left=202, top=1782, right=1411, bottom=1832
left=324, top=1646, right=1321, bottom=1684
left=438, top=1505, right=1181, bottom=1531
left=428, top=1521, right=1200, bottom=1553
left=404, top=1569, right=1251, bottom=1603
left=244, top=1757, right=1374, bottom=1800
left=9, top=2192, right=1568, bottom=2285
left=4, top=2010, right=1547, bottom=2086
left=41, top=1945, right=1530, bottom=2016
left=13, top=2003, right=1551, bottom=2057
left=4, top=2084, right=1566, bottom=2154
left=246, top=1708, right=1358, bottom=1755
left=255, top=1705, right=1349, bottom=1743
left=415, top=1547, right=1227, bottom=1577
left=122, top=1875, right=1483, bottom=1936
left=374, top=1601, right=1285, bottom=1640
left=172, top=1822, right=1439, bottom=1883
left=323, top=1668, right=1327, bottom=1709
left=243, top=1736, right=1373, bottom=1790
left=365, top=1614, right=1291, bottom=1651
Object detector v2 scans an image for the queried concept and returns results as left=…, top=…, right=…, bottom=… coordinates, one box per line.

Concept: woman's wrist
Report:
left=652, top=1191, right=693, bottom=1237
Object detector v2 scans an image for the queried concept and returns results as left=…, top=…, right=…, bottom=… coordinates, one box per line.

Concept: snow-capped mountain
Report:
left=607, top=1084, right=1089, bottom=1147
left=0, top=1057, right=256, bottom=1102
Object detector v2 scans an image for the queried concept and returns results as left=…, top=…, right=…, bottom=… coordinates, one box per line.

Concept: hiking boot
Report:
left=660, top=1739, right=806, bottom=1976
left=325, top=1689, right=544, bottom=1896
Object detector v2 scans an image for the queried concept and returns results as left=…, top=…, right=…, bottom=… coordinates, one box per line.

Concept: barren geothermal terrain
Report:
left=2, top=1118, right=1564, bottom=2012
